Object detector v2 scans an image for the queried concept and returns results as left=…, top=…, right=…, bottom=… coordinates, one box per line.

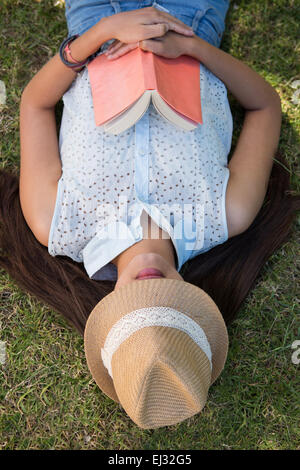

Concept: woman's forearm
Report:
left=21, top=16, right=114, bottom=109
left=185, top=35, right=280, bottom=110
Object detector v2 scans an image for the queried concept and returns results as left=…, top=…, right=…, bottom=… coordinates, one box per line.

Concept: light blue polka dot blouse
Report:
left=48, top=63, right=233, bottom=281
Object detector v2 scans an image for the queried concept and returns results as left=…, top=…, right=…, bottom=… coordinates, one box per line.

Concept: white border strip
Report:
left=101, top=307, right=212, bottom=378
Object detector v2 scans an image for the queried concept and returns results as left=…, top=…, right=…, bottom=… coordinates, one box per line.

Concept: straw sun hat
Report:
left=84, top=278, right=228, bottom=429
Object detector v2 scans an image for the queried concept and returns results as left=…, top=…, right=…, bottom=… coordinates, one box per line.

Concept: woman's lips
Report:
left=135, top=268, right=165, bottom=280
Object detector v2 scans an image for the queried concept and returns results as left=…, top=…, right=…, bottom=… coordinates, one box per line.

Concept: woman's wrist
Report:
left=67, top=16, right=115, bottom=63
left=183, top=35, right=209, bottom=61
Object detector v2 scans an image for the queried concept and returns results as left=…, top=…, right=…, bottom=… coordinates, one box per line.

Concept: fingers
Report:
left=105, top=40, right=122, bottom=55
left=105, top=24, right=169, bottom=58
left=164, top=21, right=194, bottom=36
left=143, top=21, right=193, bottom=39
left=149, top=7, right=194, bottom=36
left=105, top=42, right=139, bottom=59
left=105, top=38, right=159, bottom=60
left=142, top=22, right=169, bottom=39
left=140, top=22, right=193, bottom=42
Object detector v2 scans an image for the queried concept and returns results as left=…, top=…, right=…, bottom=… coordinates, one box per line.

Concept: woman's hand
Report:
left=107, top=6, right=194, bottom=44
left=105, top=31, right=192, bottom=60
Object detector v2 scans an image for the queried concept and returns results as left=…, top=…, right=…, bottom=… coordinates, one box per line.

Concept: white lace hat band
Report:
left=101, top=306, right=212, bottom=378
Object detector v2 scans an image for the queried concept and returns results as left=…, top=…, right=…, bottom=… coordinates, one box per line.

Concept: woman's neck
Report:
left=111, top=211, right=177, bottom=278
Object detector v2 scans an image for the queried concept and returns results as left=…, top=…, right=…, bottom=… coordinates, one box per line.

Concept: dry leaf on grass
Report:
left=0, top=80, right=7, bottom=107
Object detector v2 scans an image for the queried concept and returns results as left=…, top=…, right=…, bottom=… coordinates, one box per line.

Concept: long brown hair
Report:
left=0, top=153, right=299, bottom=335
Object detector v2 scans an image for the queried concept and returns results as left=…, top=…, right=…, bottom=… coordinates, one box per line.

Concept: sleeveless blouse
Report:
left=48, top=62, right=233, bottom=281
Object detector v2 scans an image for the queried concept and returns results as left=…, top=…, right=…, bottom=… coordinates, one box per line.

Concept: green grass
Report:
left=0, top=0, right=299, bottom=450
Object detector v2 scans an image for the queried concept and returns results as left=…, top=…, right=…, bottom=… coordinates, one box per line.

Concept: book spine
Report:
left=141, top=49, right=157, bottom=91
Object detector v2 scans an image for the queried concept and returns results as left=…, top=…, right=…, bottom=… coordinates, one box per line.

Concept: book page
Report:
left=152, top=91, right=198, bottom=131
left=104, top=91, right=152, bottom=134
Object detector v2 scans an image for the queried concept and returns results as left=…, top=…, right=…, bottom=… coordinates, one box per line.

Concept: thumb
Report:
left=139, top=40, right=148, bottom=50
left=139, top=39, right=155, bottom=51
left=139, top=39, right=162, bottom=54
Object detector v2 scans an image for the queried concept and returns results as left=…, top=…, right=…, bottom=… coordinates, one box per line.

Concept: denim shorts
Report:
left=64, top=0, right=230, bottom=49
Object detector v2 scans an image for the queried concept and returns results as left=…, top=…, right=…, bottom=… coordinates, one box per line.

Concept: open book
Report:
left=87, top=47, right=202, bottom=135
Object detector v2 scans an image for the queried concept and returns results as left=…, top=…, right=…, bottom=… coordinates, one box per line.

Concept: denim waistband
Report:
left=64, top=0, right=230, bottom=48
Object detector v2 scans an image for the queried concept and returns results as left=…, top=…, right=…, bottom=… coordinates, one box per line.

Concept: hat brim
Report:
left=84, top=278, right=228, bottom=402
